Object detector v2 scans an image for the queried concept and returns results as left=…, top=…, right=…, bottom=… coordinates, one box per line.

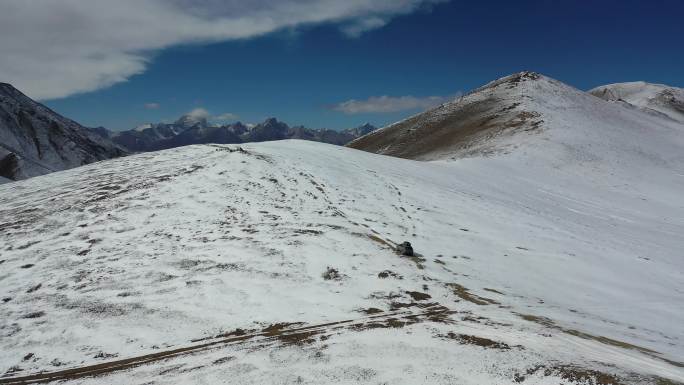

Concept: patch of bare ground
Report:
left=190, top=328, right=249, bottom=343
left=438, top=332, right=515, bottom=350
left=405, top=291, right=432, bottom=301
left=348, top=73, right=546, bottom=160
left=211, top=356, right=235, bottom=365
left=377, top=270, right=402, bottom=279
left=401, top=253, right=426, bottom=269
left=446, top=283, right=499, bottom=305
left=459, top=312, right=513, bottom=328
left=357, top=307, right=384, bottom=315
left=262, top=322, right=321, bottom=347
left=322, top=267, right=346, bottom=281
left=351, top=305, right=454, bottom=331
left=514, top=365, right=625, bottom=385
left=483, top=288, right=504, bottom=295
left=365, top=233, right=393, bottom=248
left=655, top=378, right=684, bottom=385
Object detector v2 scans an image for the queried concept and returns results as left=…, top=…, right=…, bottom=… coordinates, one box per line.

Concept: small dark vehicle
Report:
left=397, top=241, right=414, bottom=256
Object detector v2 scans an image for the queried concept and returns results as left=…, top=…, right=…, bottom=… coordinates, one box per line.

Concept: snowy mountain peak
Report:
left=343, top=122, right=378, bottom=138
left=175, top=114, right=209, bottom=128
left=135, top=123, right=153, bottom=132
left=589, top=81, right=684, bottom=122
left=349, top=71, right=684, bottom=189
left=262, top=117, right=282, bottom=126
left=348, top=71, right=570, bottom=160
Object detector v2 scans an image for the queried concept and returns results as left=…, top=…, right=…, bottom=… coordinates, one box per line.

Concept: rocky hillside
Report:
left=348, top=72, right=684, bottom=169
left=0, top=83, right=126, bottom=181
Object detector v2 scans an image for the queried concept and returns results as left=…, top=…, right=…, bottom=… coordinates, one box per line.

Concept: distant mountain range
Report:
left=93, top=117, right=377, bottom=153
left=0, top=81, right=377, bottom=182
left=0, top=83, right=126, bottom=181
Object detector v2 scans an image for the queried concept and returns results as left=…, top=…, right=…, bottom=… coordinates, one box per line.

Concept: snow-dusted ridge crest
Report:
left=1, top=134, right=683, bottom=384
left=348, top=71, right=684, bottom=166
left=589, top=81, right=684, bottom=123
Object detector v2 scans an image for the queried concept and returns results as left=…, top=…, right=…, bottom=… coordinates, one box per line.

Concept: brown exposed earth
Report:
left=347, top=72, right=545, bottom=160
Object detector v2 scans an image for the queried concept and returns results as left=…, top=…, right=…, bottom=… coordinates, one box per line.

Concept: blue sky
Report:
left=4, top=0, right=684, bottom=131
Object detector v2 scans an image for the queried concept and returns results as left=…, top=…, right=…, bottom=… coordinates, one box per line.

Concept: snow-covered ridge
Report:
left=0, top=139, right=682, bottom=384
left=589, top=81, right=684, bottom=123
left=349, top=72, right=684, bottom=177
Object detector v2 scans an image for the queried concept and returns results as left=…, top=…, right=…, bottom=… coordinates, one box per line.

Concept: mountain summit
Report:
left=174, top=113, right=210, bottom=129
left=348, top=72, right=684, bottom=178
left=0, top=83, right=126, bottom=181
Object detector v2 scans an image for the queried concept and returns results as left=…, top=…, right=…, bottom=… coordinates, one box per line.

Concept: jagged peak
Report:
left=262, top=117, right=281, bottom=125
left=175, top=114, right=208, bottom=128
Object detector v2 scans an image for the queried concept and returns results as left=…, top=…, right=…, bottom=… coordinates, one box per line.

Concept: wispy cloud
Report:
left=214, top=112, right=239, bottom=122
left=0, top=0, right=447, bottom=100
left=341, top=17, right=387, bottom=38
left=182, top=108, right=238, bottom=124
left=331, top=94, right=457, bottom=114
left=144, top=102, right=160, bottom=109
left=186, top=108, right=211, bottom=120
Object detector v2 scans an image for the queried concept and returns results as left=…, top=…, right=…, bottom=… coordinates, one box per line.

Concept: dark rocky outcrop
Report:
left=0, top=83, right=126, bottom=181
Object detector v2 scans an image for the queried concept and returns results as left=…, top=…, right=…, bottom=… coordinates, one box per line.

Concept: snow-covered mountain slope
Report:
left=0, top=83, right=126, bottom=181
left=348, top=72, right=684, bottom=178
left=590, top=81, right=684, bottom=123
left=1, top=140, right=682, bottom=384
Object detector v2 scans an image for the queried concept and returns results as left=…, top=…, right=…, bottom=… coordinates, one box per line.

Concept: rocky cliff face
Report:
left=0, top=83, right=126, bottom=181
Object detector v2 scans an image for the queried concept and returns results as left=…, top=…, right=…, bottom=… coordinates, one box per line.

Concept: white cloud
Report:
left=180, top=108, right=238, bottom=124
left=331, top=94, right=457, bottom=114
left=144, top=102, right=161, bottom=109
left=341, top=17, right=388, bottom=38
left=187, top=107, right=211, bottom=120
left=214, top=112, right=239, bottom=122
left=0, top=0, right=446, bottom=100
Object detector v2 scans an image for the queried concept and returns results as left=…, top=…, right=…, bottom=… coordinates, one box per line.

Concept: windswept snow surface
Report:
left=590, top=81, right=684, bottom=123
left=1, top=138, right=683, bottom=384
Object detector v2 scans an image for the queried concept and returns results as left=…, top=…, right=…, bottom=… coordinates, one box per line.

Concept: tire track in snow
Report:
left=0, top=304, right=454, bottom=384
